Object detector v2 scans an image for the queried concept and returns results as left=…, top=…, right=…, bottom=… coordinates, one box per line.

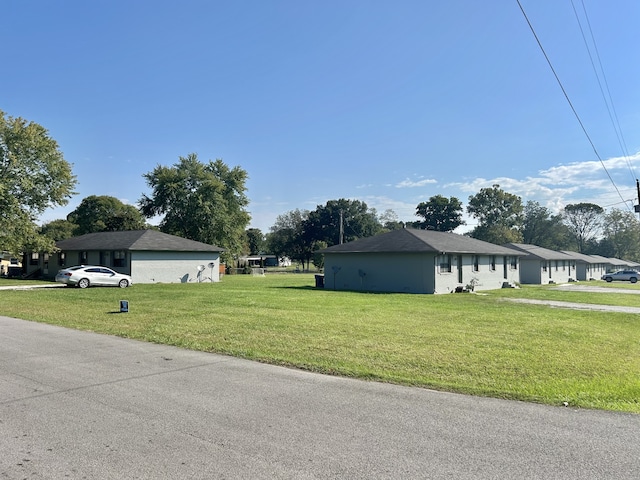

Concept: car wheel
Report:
left=631, top=277, right=637, bottom=284
left=78, top=278, right=90, bottom=289
left=118, top=279, right=129, bottom=288
left=605, top=277, right=613, bottom=282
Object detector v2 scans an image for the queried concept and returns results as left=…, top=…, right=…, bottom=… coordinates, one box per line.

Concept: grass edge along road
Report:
left=1, top=274, right=639, bottom=413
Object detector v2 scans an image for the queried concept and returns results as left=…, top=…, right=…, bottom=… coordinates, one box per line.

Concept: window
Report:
left=490, top=256, right=496, bottom=271
left=113, top=250, right=126, bottom=268
left=30, top=252, right=39, bottom=266
left=510, top=256, right=517, bottom=269
left=542, top=261, right=547, bottom=272
left=59, top=252, right=66, bottom=266
left=473, top=255, right=479, bottom=272
left=439, top=254, right=452, bottom=273
left=79, top=251, right=88, bottom=264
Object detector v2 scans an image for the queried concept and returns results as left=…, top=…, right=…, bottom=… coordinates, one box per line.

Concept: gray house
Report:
left=320, top=228, right=522, bottom=294
left=503, top=243, right=575, bottom=284
left=26, top=230, right=224, bottom=284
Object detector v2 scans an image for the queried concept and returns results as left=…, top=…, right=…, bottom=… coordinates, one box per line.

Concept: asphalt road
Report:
left=1, top=315, right=638, bottom=479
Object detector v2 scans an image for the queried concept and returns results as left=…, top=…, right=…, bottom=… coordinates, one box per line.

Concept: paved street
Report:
left=1, top=315, right=639, bottom=479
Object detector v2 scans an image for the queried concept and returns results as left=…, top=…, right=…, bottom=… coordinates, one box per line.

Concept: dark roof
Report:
left=319, top=228, right=523, bottom=256
left=56, top=230, right=224, bottom=252
left=503, top=243, right=574, bottom=261
left=560, top=250, right=601, bottom=264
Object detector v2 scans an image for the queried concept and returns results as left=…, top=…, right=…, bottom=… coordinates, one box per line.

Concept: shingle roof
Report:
left=319, top=228, right=523, bottom=256
left=503, top=243, right=574, bottom=261
left=560, top=250, right=601, bottom=264
left=56, top=230, right=224, bottom=252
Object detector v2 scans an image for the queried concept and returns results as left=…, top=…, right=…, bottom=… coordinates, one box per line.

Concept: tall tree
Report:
left=467, top=184, right=523, bottom=244
left=562, top=202, right=604, bottom=253
left=415, top=195, right=464, bottom=231
left=305, top=199, right=381, bottom=246
left=599, top=209, right=640, bottom=261
left=67, top=195, right=146, bottom=235
left=378, top=209, right=404, bottom=231
left=0, top=110, right=77, bottom=254
left=139, top=154, right=250, bottom=260
left=266, top=209, right=312, bottom=268
left=522, top=201, right=573, bottom=250
left=245, top=228, right=265, bottom=255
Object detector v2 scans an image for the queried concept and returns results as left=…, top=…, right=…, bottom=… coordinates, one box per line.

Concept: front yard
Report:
left=1, top=275, right=638, bottom=413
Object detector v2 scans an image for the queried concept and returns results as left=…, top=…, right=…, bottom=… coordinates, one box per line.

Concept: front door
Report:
left=457, top=255, right=463, bottom=284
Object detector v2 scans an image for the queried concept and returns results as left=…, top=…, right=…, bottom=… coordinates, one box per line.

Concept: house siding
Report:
left=324, top=252, right=519, bottom=294
left=324, top=252, right=434, bottom=294
left=518, top=259, right=575, bottom=284
left=131, top=251, right=221, bottom=283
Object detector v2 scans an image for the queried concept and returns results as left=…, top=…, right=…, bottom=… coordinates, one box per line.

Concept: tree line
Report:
left=2, top=110, right=639, bottom=267
left=250, top=185, right=640, bottom=269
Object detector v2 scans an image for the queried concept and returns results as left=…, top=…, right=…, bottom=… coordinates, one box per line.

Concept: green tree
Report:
left=245, top=228, right=265, bottom=255
left=266, top=209, right=312, bottom=269
left=599, top=209, right=640, bottom=261
left=562, top=202, right=604, bottom=253
left=467, top=184, right=523, bottom=244
left=312, top=240, right=328, bottom=270
left=305, top=199, right=381, bottom=246
left=67, top=195, right=146, bottom=235
left=39, top=219, right=77, bottom=241
left=378, top=209, right=404, bottom=231
left=139, top=154, right=250, bottom=261
left=0, top=110, right=76, bottom=254
left=415, top=195, right=465, bottom=231
left=522, top=201, right=573, bottom=250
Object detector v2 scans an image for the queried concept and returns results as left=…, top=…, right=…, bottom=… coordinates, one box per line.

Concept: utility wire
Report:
left=571, top=0, right=637, bottom=183
left=515, top=0, right=630, bottom=210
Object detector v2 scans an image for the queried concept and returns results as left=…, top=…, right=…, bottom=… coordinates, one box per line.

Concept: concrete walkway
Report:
left=1, top=316, right=639, bottom=479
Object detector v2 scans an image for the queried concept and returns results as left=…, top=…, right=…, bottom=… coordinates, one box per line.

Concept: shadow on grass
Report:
left=272, top=285, right=400, bottom=295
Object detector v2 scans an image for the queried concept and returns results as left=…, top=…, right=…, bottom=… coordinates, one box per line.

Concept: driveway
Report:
left=1, top=315, right=639, bottom=479
left=502, top=284, right=640, bottom=313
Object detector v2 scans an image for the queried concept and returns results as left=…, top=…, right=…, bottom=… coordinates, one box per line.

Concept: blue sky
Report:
left=3, top=1, right=640, bottom=233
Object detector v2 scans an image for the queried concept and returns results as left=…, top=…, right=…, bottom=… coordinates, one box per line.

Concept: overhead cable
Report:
left=516, top=0, right=630, bottom=210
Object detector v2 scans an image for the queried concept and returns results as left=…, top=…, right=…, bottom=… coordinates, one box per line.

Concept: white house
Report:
left=503, top=243, right=576, bottom=284
left=26, top=230, right=224, bottom=284
left=319, top=228, right=523, bottom=294
left=560, top=250, right=603, bottom=281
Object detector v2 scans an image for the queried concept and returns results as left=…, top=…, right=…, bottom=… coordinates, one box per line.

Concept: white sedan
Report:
left=55, top=265, right=133, bottom=288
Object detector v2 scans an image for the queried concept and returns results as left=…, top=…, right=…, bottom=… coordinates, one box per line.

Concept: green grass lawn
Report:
left=1, top=274, right=639, bottom=413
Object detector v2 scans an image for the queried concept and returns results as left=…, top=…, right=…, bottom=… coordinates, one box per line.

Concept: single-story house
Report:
left=319, top=228, right=523, bottom=294
left=560, top=250, right=605, bottom=281
left=503, top=243, right=576, bottom=284
left=605, top=256, right=635, bottom=271
left=25, top=230, right=224, bottom=284
left=589, top=255, right=622, bottom=280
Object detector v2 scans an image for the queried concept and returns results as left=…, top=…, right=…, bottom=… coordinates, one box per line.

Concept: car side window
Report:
left=86, top=268, right=101, bottom=273
left=100, top=268, right=114, bottom=274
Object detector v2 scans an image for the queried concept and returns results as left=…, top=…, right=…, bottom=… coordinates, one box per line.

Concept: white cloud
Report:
left=360, top=195, right=417, bottom=220
left=395, top=177, right=437, bottom=188
left=442, top=152, right=640, bottom=214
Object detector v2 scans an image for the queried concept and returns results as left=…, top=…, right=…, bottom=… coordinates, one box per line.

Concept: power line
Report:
left=515, top=0, right=630, bottom=210
left=570, top=0, right=637, bottom=183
